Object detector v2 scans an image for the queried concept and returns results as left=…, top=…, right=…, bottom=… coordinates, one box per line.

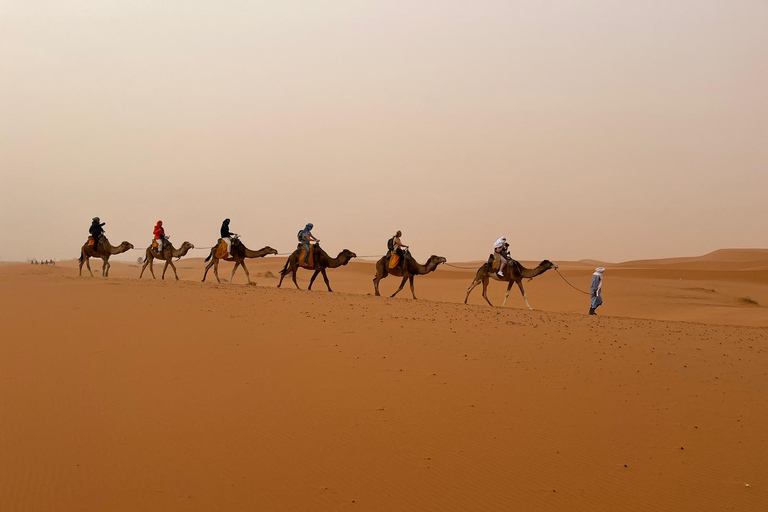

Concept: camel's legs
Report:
left=373, top=272, right=385, bottom=296
left=502, top=280, right=514, bottom=307
left=168, top=260, right=179, bottom=280
left=409, top=275, right=417, bottom=300
left=202, top=256, right=215, bottom=282
left=517, top=280, right=533, bottom=310
left=464, top=279, right=482, bottom=303
left=230, top=261, right=240, bottom=284
left=213, top=260, right=221, bottom=283
left=139, top=255, right=151, bottom=278
left=102, top=258, right=110, bottom=277
left=80, top=251, right=92, bottom=277
left=291, top=268, right=301, bottom=290
left=240, top=261, right=251, bottom=284
left=277, top=270, right=286, bottom=288
left=481, top=277, right=494, bottom=307
left=320, top=269, right=332, bottom=292
left=148, top=259, right=157, bottom=279
left=391, top=276, right=408, bottom=297
left=308, top=270, right=320, bottom=290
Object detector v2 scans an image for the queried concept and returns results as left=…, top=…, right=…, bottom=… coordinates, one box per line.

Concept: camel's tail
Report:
left=78, top=252, right=84, bottom=263
left=279, top=258, right=291, bottom=276
left=204, top=251, right=212, bottom=263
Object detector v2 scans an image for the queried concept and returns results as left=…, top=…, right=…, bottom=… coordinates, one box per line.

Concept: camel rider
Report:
left=493, top=236, right=508, bottom=277
left=220, top=218, right=238, bottom=256
left=153, top=220, right=168, bottom=251
left=298, top=223, right=319, bottom=264
left=89, top=217, right=105, bottom=254
left=388, top=230, right=409, bottom=269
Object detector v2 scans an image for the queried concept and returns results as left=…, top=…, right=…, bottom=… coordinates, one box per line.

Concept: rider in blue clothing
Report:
left=299, top=223, right=319, bottom=264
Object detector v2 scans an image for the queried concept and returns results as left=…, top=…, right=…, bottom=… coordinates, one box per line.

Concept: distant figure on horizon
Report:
left=89, top=217, right=106, bottom=255
left=589, top=267, right=605, bottom=316
left=298, top=223, right=319, bottom=265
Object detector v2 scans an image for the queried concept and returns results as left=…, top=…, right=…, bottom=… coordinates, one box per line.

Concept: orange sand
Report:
left=0, top=250, right=766, bottom=510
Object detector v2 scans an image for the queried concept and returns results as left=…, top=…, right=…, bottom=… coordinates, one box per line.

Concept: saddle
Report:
left=388, top=253, right=400, bottom=269
left=214, top=239, right=229, bottom=260
left=88, top=236, right=105, bottom=249
left=298, top=244, right=317, bottom=268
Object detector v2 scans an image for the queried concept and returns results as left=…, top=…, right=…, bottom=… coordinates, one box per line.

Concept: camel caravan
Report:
left=78, top=218, right=565, bottom=310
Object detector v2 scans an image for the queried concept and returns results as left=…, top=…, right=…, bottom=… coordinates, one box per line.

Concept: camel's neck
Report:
left=105, top=241, right=128, bottom=255
left=407, top=258, right=430, bottom=275
left=243, top=246, right=270, bottom=258
left=327, top=253, right=351, bottom=268
left=518, top=263, right=550, bottom=279
left=172, top=245, right=191, bottom=258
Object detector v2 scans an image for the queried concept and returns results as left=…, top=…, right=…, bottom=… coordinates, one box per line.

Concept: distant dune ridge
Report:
left=0, top=248, right=766, bottom=511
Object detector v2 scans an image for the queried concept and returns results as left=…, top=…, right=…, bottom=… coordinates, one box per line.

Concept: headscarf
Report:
left=92, top=217, right=100, bottom=222
left=223, top=218, right=230, bottom=224
left=593, top=267, right=605, bottom=276
left=494, top=237, right=507, bottom=249
left=306, top=223, right=314, bottom=229
left=156, top=220, right=163, bottom=226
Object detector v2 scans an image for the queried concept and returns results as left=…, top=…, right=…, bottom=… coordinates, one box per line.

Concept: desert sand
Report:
left=1, top=249, right=766, bottom=511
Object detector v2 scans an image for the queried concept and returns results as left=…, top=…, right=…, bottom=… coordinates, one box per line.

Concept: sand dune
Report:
left=1, top=251, right=766, bottom=510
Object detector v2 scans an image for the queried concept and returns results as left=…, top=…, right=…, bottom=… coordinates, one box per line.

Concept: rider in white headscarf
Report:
left=493, top=237, right=508, bottom=277
left=589, top=267, right=605, bottom=315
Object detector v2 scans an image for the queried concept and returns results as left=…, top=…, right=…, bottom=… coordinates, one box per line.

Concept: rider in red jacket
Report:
left=153, top=220, right=166, bottom=251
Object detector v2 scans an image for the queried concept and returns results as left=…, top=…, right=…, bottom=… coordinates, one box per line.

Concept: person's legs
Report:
left=498, top=256, right=506, bottom=277
left=302, top=242, right=310, bottom=263
left=396, top=248, right=405, bottom=269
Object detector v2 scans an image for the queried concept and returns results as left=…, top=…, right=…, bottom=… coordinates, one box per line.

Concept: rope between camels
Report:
left=554, top=268, right=591, bottom=295
left=444, top=262, right=480, bottom=270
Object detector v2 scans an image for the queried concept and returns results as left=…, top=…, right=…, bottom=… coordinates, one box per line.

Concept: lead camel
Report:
left=464, top=259, right=557, bottom=309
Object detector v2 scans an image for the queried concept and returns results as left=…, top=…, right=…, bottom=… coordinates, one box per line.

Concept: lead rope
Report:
left=554, top=268, right=591, bottom=295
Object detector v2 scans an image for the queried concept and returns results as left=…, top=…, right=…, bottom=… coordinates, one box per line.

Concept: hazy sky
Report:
left=2, top=1, right=766, bottom=263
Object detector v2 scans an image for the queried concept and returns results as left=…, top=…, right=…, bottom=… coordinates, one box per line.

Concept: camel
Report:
left=373, top=251, right=446, bottom=299
left=464, top=259, right=558, bottom=309
left=201, top=238, right=278, bottom=284
left=139, top=241, right=195, bottom=280
left=277, top=244, right=356, bottom=292
left=79, top=237, right=134, bottom=277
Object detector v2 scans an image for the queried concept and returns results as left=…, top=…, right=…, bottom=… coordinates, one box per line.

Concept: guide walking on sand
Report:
left=589, top=267, right=605, bottom=315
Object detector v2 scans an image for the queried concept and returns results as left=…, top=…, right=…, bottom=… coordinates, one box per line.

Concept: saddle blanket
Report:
left=298, top=246, right=315, bottom=268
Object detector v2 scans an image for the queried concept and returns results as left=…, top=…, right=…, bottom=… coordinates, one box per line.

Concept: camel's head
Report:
left=121, top=241, right=134, bottom=251
left=262, top=246, right=279, bottom=256
left=341, top=249, right=357, bottom=263
left=429, top=255, right=447, bottom=266
left=541, top=260, right=558, bottom=270
left=181, top=241, right=195, bottom=250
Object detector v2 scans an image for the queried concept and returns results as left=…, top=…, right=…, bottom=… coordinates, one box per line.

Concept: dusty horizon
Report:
left=2, top=1, right=766, bottom=262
